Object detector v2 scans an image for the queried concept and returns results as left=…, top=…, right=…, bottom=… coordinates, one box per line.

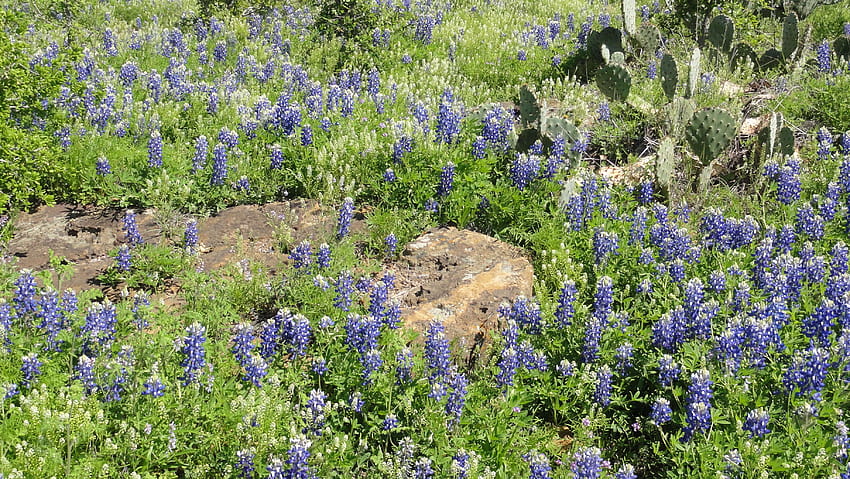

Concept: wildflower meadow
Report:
left=4, top=0, right=850, bottom=477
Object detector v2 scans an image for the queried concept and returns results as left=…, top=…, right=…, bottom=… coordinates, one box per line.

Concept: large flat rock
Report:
left=391, top=227, right=534, bottom=366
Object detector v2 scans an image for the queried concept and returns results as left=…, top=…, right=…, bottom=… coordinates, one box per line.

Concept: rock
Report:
left=391, top=227, right=534, bottom=367
left=4, top=199, right=365, bottom=293
left=598, top=155, right=655, bottom=186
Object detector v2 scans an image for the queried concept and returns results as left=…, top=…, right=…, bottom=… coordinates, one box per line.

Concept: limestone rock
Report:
left=391, top=227, right=534, bottom=367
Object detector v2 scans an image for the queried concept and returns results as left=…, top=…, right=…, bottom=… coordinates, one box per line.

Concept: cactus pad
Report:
left=782, top=13, right=799, bottom=60
left=835, top=37, right=850, bottom=63
left=663, top=97, right=696, bottom=137
left=632, top=23, right=661, bottom=56
left=596, top=64, right=631, bottom=102
left=660, top=53, right=678, bottom=100
left=685, top=108, right=736, bottom=166
left=731, top=43, right=758, bottom=71
left=519, top=85, right=540, bottom=128
left=588, top=27, right=623, bottom=64
left=758, top=49, right=784, bottom=72
left=622, top=0, right=636, bottom=35
left=708, top=15, right=735, bottom=54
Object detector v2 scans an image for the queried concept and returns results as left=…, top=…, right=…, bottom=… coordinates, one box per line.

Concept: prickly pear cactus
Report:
left=596, top=64, right=631, bottom=102
left=663, top=97, right=696, bottom=137
left=778, top=126, right=795, bottom=156
left=519, top=85, right=540, bottom=128
left=610, top=51, right=626, bottom=65
left=632, top=24, right=661, bottom=57
left=685, top=108, right=737, bottom=166
left=708, top=15, right=735, bottom=54
left=660, top=54, right=678, bottom=100
left=686, top=47, right=701, bottom=99
left=782, top=13, right=799, bottom=60
left=758, top=48, right=785, bottom=72
left=622, top=0, right=636, bottom=35
left=588, top=27, right=623, bottom=64
left=543, top=117, right=582, bottom=168
left=788, top=0, right=841, bottom=20
left=655, top=137, right=676, bottom=198
left=731, top=43, right=758, bottom=71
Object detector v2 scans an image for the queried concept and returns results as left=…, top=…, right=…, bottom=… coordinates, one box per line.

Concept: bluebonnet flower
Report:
left=345, top=313, right=381, bottom=355
left=783, top=345, right=831, bottom=398
left=451, top=450, right=472, bottom=479
left=305, top=389, right=327, bottom=434
left=652, top=307, right=687, bottom=352
left=180, top=322, right=207, bottom=386
left=36, top=290, right=64, bottom=351
left=524, top=450, right=551, bottom=479
left=818, top=127, right=833, bottom=161
left=148, top=130, right=163, bottom=168
left=102, top=358, right=129, bottom=402
left=775, top=159, right=802, bottom=205
left=637, top=278, right=653, bottom=294
left=647, top=60, right=657, bottom=79
left=683, top=369, right=713, bottom=441
left=211, top=143, right=228, bottom=185
left=796, top=203, right=825, bottom=240
left=597, top=102, right=611, bottom=122
left=582, top=317, right=604, bottom=364
left=379, top=166, right=397, bottom=183
left=316, top=243, right=331, bottom=269
left=333, top=271, right=355, bottom=311
left=74, top=355, right=98, bottom=394
left=593, top=228, right=619, bottom=265
left=445, top=371, right=468, bottom=428
left=668, top=259, right=686, bottom=283
left=593, top=276, right=614, bottom=323
left=414, top=14, right=436, bottom=44
left=708, top=270, right=726, bottom=293
left=658, top=354, right=680, bottom=387
left=395, top=348, right=414, bottom=384
left=554, top=280, right=578, bottom=327
left=269, top=144, right=284, bottom=170
left=236, top=450, right=255, bottom=479
left=384, top=233, right=398, bottom=256
left=123, top=211, right=144, bottom=246
left=282, top=313, right=312, bottom=357
left=232, top=322, right=255, bottom=366
left=382, top=413, right=399, bottom=430
left=510, top=153, right=541, bottom=190
left=392, top=134, right=414, bottom=163
left=615, top=464, right=637, bottom=479
left=593, top=365, right=614, bottom=407
left=184, top=220, right=199, bottom=253
left=817, top=40, right=831, bottom=73
left=301, top=125, right=313, bottom=146
left=435, top=93, right=463, bottom=145
left=79, top=301, right=118, bottom=356
left=571, top=446, right=604, bottom=479
left=191, top=136, right=209, bottom=173
left=142, top=373, right=166, bottom=397
left=289, top=241, right=313, bottom=270
left=743, top=408, right=770, bottom=438
left=425, top=321, right=452, bottom=384
left=651, top=397, right=672, bottom=424
left=279, top=435, right=314, bottom=479
left=349, top=391, right=364, bottom=412
left=337, top=197, right=354, bottom=238
left=615, top=342, right=634, bottom=375
left=437, top=162, right=456, bottom=197
left=803, top=299, right=836, bottom=346
left=496, top=345, right=519, bottom=388
left=517, top=49, right=528, bottom=61
left=413, top=457, right=435, bottom=479
left=95, top=156, right=112, bottom=176
left=21, top=352, right=42, bottom=388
